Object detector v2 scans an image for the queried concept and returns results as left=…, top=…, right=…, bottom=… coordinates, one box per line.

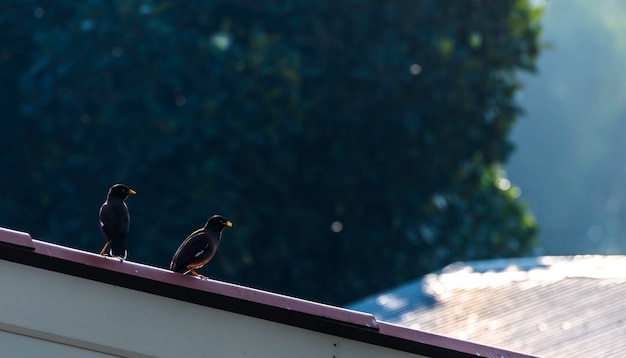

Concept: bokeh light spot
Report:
left=469, top=31, right=483, bottom=48
left=211, top=32, right=232, bottom=51
left=81, top=19, right=95, bottom=31
left=496, top=178, right=511, bottom=190
left=409, top=64, right=422, bottom=75
left=331, top=221, right=343, bottom=233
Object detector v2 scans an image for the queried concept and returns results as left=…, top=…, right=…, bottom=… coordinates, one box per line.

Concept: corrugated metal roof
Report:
left=348, top=256, right=626, bottom=358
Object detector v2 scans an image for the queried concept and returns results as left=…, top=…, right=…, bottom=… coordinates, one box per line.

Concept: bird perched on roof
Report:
left=170, top=215, right=233, bottom=279
left=99, top=184, right=136, bottom=260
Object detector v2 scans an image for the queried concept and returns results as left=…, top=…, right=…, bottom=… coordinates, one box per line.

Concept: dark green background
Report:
left=0, top=0, right=541, bottom=304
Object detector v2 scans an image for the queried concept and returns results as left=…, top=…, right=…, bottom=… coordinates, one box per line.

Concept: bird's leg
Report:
left=99, top=241, right=111, bottom=256
left=189, top=269, right=208, bottom=280
left=114, top=252, right=126, bottom=262
left=116, top=250, right=128, bottom=262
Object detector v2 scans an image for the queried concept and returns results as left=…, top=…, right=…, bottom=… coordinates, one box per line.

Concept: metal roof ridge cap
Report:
left=196, top=278, right=380, bottom=330
left=0, top=227, right=35, bottom=250
left=23, top=236, right=379, bottom=332
left=376, top=321, right=540, bottom=358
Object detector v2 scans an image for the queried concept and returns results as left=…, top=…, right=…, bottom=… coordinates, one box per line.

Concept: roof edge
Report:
left=0, top=227, right=35, bottom=250
left=0, top=227, right=537, bottom=358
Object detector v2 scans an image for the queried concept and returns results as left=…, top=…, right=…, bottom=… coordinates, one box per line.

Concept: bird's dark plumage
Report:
left=170, top=215, right=233, bottom=278
left=99, top=184, right=136, bottom=260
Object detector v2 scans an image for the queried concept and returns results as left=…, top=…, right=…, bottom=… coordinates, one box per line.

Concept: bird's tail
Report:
left=109, top=241, right=128, bottom=260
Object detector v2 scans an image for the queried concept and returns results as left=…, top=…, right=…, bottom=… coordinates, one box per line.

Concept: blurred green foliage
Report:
left=0, top=0, right=541, bottom=304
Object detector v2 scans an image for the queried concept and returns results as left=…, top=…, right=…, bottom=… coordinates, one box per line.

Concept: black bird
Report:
left=99, top=184, right=136, bottom=260
left=170, top=215, right=233, bottom=279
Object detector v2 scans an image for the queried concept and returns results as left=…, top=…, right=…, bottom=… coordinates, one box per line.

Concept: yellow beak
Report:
left=226, top=220, right=233, bottom=227
left=128, top=189, right=137, bottom=195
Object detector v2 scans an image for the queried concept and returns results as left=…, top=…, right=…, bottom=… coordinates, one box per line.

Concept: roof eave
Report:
left=0, top=227, right=537, bottom=358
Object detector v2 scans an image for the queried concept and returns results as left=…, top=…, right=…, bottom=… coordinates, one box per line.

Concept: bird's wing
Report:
left=99, top=201, right=130, bottom=239
left=170, top=229, right=213, bottom=271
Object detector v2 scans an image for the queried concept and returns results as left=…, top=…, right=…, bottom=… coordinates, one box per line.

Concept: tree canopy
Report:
left=0, top=0, right=541, bottom=304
